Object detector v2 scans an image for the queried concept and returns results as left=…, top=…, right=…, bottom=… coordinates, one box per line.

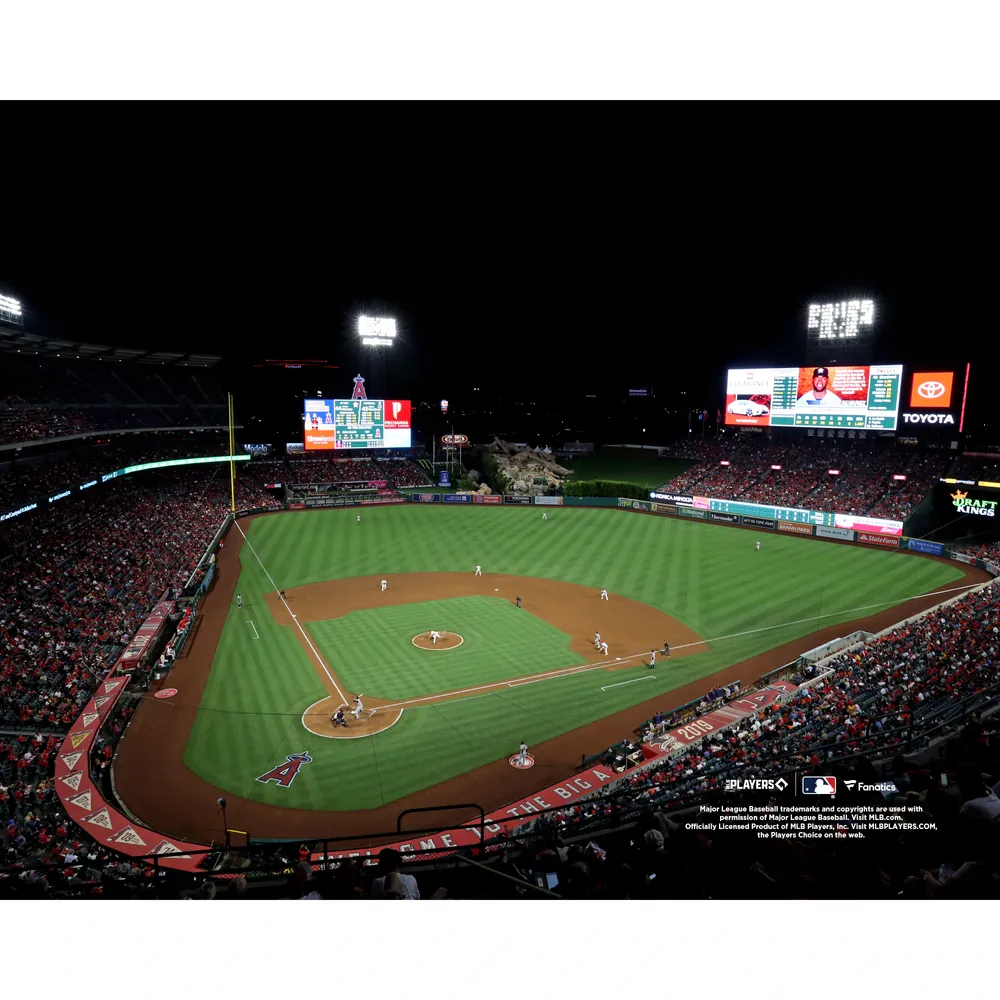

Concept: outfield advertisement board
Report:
left=503, top=495, right=532, bottom=505
left=409, top=493, right=441, bottom=503
left=778, top=521, right=814, bottom=536
left=651, top=502, right=677, bottom=515
left=678, top=507, right=705, bottom=520
left=709, top=511, right=739, bottom=524
left=619, top=498, right=650, bottom=512
left=858, top=532, right=900, bottom=548
left=908, top=538, right=944, bottom=555
left=534, top=496, right=564, bottom=506
left=443, top=493, right=472, bottom=504
left=649, top=488, right=904, bottom=535
left=473, top=494, right=502, bottom=504
left=816, top=525, right=855, bottom=541
left=740, top=515, right=776, bottom=529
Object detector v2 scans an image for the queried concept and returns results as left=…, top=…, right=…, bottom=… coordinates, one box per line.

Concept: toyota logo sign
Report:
left=917, top=380, right=946, bottom=399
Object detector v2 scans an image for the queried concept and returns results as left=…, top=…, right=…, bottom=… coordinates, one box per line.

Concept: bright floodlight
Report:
left=358, top=315, right=397, bottom=347
left=0, top=293, right=23, bottom=326
left=807, top=299, right=874, bottom=340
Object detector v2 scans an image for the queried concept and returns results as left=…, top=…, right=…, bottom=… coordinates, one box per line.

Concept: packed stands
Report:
left=0, top=465, right=269, bottom=731
left=955, top=541, right=1000, bottom=563
left=281, top=453, right=431, bottom=487
left=661, top=435, right=953, bottom=522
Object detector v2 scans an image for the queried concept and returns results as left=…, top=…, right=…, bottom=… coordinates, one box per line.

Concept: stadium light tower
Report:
left=357, top=314, right=396, bottom=398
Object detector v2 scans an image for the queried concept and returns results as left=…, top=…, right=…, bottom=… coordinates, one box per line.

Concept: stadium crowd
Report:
left=0, top=466, right=270, bottom=731
left=662, top=435, right=953, bottom=521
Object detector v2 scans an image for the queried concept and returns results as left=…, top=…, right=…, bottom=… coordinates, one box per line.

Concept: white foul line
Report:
left=234, top=521, right=347, bottom=704
left=247, top=621, right=260, bottom=640
left=375, top=580, right=983, bottom=710
left=601, top=675, right=656, bottom=692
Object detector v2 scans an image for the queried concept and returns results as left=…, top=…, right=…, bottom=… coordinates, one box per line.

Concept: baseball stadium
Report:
left=2, top=296, right=999, bottom=903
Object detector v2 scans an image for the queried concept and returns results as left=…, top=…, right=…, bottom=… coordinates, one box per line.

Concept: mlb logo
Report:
left=801, top=776, right=837, bottom=795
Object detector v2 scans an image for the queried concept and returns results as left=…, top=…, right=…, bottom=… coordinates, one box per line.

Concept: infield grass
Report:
left=307, top=597, right=579, bottom=701
left=182, top=505, right=965, bottom=810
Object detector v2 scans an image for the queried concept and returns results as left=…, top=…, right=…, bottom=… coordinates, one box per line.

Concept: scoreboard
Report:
left=304, top=398, right=412, bottom=451
left=334, top=399, right=384, bottom=448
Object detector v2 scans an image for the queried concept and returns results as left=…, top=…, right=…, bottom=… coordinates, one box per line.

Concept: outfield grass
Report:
left=560, top=447, right=692, bottom=488
left=183, top=506, right=965, bottom=811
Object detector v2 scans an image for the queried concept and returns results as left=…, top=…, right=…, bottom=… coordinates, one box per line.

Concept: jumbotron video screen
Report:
left=303, top=398, right=412, bottom=450
left=725, top=364, right=904, bottom=429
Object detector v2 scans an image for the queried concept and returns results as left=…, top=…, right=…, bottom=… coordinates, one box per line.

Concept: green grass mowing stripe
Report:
left=187, top=507, right=967, bottom=809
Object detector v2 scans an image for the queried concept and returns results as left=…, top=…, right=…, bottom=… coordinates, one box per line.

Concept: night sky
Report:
left=1, top=123, right=994, bottom=421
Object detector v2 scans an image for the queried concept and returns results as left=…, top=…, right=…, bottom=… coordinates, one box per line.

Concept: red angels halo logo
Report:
left=509, top=753, right=535, bottom=769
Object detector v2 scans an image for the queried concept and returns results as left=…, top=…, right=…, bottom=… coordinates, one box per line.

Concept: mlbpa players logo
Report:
left=509, top=752, right=535, bottom=769
left=257, top=751, right=313, bottom=787
left=801, top=775, right=837, bottom=795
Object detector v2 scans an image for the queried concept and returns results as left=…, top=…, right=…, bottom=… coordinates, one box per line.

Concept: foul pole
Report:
left=228, top=392, right=236, bottom=513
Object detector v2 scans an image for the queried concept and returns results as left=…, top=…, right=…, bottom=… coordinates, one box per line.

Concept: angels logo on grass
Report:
left=256, top=751, right=313, bottom=787
left=508, top=752, right=535, bottom=769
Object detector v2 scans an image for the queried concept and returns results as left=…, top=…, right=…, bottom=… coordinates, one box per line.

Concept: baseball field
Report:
left=110, top=502, right=978, bottom=844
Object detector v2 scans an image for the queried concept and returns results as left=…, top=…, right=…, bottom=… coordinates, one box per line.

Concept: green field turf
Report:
left=307, top=597, right=580, bottom=700
left=182, top=505, right=965, bottom=811
left=560, top=447, right=692, bottom=488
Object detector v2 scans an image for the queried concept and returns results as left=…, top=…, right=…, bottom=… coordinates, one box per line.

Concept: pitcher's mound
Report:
left=412, top=631, right=464, bottom=650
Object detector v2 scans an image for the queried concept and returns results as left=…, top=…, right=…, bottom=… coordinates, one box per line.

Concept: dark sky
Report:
left=2, top=109, right=995, bottom=410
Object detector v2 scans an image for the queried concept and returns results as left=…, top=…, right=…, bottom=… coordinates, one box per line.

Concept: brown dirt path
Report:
left=112, top=512, right=993, bottom=846
left=267, top=572, right=702, bottom=739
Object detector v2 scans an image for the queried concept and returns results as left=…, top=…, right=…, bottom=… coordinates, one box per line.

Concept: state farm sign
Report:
left=857, top=532, right=900, bottom=548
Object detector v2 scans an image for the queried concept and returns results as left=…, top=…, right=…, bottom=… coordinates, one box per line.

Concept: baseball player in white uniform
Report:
left=755, top=541, right=760, bottom=551
left=599, top=640, right=609, bottom=655
left=600, top=589, right=609, bottom=601
left=517, top=741, right=529, bottom=766
left=236, top=594, right=243, bottom=609
left=357, top=514, right=361, bottom=523
left=542, top=512, right=548, bottom=520
left=351, top=695, right=364, bottom=720
left=594, top=631, right=601, bottom=649
left=430, top=630, right=443, bottom=644
left=649, top=649, right=656, bottom=669
left=381, top=579, right=387, bottom=592
left=475, top=565, right=482, bottom=576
